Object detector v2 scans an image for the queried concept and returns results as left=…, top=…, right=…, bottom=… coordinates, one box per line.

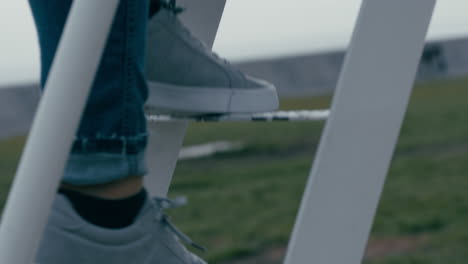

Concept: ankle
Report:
left=60, top=175, right=144, bottom=200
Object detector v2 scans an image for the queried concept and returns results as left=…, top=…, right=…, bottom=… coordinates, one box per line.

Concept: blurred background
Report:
left=1, top=0, right=468, bottom=263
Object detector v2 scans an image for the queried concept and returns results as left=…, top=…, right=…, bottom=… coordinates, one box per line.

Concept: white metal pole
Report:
left=284, top=0, right=436, bottom=263
left=0, top=1, right=119, bottom=263
left=145, top=121, right=190, bottom=197
left=145, top=0, right=227, bottom=197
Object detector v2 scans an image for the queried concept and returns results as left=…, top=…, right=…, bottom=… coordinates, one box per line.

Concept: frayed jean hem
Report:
left=62, top=152, right=147, bottom=186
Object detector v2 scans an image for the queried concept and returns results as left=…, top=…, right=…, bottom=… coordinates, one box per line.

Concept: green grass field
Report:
left=1, top=77, right=468, bottom=263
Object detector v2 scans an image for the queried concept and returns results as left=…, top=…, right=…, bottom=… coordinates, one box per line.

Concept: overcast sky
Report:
left=1, top=0, right=468, bottom=87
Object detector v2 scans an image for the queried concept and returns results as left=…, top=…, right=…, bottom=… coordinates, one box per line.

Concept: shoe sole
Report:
left=145, top=81, right=279, bottom=115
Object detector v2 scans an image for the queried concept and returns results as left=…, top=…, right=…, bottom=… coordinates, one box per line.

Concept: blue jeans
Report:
left=29, top=0, right=150, bottom=185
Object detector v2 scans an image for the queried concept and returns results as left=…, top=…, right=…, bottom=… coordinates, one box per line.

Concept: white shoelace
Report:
left=151, top=196, right=207, bottom=252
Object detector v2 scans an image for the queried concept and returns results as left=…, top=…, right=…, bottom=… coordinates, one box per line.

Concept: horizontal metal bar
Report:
left=147, top=110, right=330, bottom=122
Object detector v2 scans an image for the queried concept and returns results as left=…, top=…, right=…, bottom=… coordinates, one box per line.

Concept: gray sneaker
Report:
left=36, top=195, right=207, bottom=264
left=145, top=0, right=279, bottom=115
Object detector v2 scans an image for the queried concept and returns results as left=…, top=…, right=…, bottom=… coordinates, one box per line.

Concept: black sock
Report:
left=58, top=188, right=147, bottom=229
left=149, top=0, right=162, bottom=18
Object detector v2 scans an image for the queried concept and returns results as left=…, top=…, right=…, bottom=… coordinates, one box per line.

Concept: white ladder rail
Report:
left=0, top=1, right=120, bottom=263
left=284, top=0, right=436, bottom=263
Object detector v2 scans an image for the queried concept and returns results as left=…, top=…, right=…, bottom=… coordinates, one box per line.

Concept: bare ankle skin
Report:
left=60, top=176, right=144, bottom=199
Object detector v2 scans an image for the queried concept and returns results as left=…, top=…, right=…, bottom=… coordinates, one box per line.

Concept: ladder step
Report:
left=147, top=110, right=330, bottom=122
